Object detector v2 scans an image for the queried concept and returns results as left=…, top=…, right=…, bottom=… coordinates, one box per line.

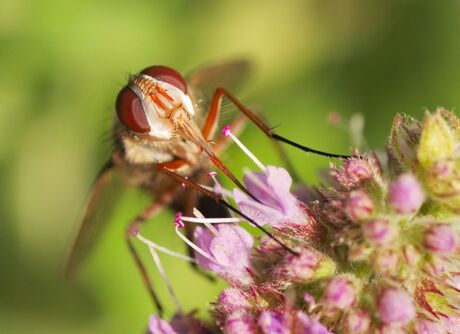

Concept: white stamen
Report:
left=137, top=233, right=196, bottom=263
left=175, top=226, right=215, bottom=262
left=224, top=125, right=266, bottom=171
left=193, top=208, right=219, bottom=236
left=201, top=184, right=235, bottom=199
left=180, top=215, right=244, bottom=224
left=148, top=245, right=183, bottom=312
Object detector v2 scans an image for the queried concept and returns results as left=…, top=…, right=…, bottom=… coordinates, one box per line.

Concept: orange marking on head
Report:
left=156, top=86, right=174, bottom=102
left=150, top=93, right=168, bottom=111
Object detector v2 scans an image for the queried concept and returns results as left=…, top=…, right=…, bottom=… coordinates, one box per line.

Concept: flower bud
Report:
left=295, top=312, right=333, bottom=334
left=418, top=111, right=456, bottom=167
left=342, top=309, right=371, bottom=334
left=388, top=114, right=421, bottom=169
left=377, top=288, right=415, bottom=325
left=279, top=248, right=335, bottom=283
left=388, top=173, right=425, bottom=213
left=331, top=158, right=372, bottom=187
left=287, top=249, right=319, bottom=281
left=225, top=314, right=257, bottom=334
left=323, top=277, right=356, bottom=310
left=348, top=244, right=373, bottom=262
left=414, top=318, right=444, bottom=334
left=216, top=288, right=250, bottom=317
left=402, top=244, right=421, bottom=266
left=258, top=311, right=289, bottom=334
left=424, top=224, right=458, bottom=255
left=346, top=190, right=374, bottom=221
left=362, top=219, right=396, bottom=246
left=374, top=250, right=399, bottom=276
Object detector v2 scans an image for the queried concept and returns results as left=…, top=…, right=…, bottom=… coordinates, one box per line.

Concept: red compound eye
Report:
left=141, top=65, right=187, bottom=94
left=116, top=86, right=150, bottom=133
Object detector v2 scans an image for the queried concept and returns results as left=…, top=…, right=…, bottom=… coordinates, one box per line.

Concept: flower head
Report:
left=137, top=111, right=460, bottom=334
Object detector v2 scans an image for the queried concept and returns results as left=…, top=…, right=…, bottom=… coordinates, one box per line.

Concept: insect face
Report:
left=116, top=66, right=198, bottom=143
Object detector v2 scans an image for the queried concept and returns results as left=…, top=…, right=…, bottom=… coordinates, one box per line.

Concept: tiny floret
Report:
left=388, top=173, right=425, bottom=213
left=377, top=288, right=415, bottom=325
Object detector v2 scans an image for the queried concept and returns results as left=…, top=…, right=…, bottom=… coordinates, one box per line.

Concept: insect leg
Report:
left=125, top=186, right=179, bottom=316
left=205, top=88, right=355, bottom=159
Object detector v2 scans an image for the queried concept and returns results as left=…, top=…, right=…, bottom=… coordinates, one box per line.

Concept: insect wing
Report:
left=65, top=161, right=123, bottom=280
left=186, top=59, right=251, bottom=132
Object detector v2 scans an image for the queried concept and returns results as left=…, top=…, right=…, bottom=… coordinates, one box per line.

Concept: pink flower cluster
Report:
left=143, top=110, right=460, bottom=333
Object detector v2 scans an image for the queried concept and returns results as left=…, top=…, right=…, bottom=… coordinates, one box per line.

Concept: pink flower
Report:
left=374, top=250, right=399, bottom=275
left=424, top=224, right=458, bottom=255
left=225, top=314, right=257, bottom=334
left=216, top=288, right=250, bottom=317
left=362, top=219, right=396, bottom=246
left=294, top=311, right=333, bottom=334
left=258, top=311, right=290, bottom=334
left=279, top=248, right=320, bottom=282
left=414, top=318, right=444, bottom=334
left=234, top=166, right=307, bottom=227
left=323, top=278, right=356, bottom=310
left=257, top=311, right=333, bottom=334
left=331, top=158, right=372, bottom=187
left=345, top=190, right=374, bottom=221
left=388, top=173, right=425, bottom=213
left=342, top=309, right=370, bottom=334
left=148, top=315, right=177, bottom=334
left=377, top=288, right=415, bottom=325
left=194, top=224, right=254, bottom=285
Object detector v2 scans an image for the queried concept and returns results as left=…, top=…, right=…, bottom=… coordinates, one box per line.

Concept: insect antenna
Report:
left=157, top=166, right=299, bottom=256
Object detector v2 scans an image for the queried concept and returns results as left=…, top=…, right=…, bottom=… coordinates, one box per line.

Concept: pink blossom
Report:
left=225, top=314, right=257, bottom=334
left=345, top=190, right=374, bottom=221
left=216, top=288, right=250, bottom=316
left=258, top=311, right=290, bottom=334
left=234, top=166, right=307, bottom=227
left=377, top=288, right=415, bottom=325
left=282, top=248, right=320, bottom=282
left=342, top=309, right=370, bottom=333
left=388, top=173, right=425, bottom=213
left=323, top=278, right=356, bottom=310
left=424, top=224, right=458, bottom=255
left=194, top=224, right=253, bottom=285
left=294, top=311, right=333, bottom=334
left=414, top=318, right=444, bottom=334
left=362, top=219, right=396, bottom=246
left=148, top=315, right=177, bottom=334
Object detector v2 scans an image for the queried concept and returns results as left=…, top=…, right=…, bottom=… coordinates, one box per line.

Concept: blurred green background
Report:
left=1, top=0, right=460, bottom=333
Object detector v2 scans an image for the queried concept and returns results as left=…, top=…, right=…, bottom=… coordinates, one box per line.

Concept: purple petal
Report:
left=295, top=312, right=333, bottom=334
left=193, top=227, right=214, bottom=271
left=258, top=311, right=290, bottom=334
left=148, top=315, right=177, bottom=334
